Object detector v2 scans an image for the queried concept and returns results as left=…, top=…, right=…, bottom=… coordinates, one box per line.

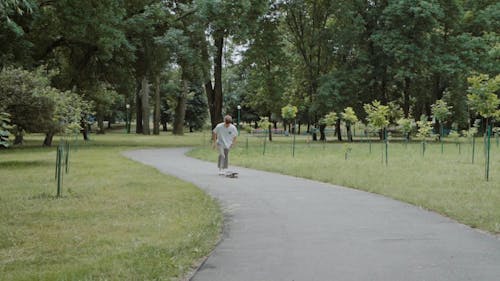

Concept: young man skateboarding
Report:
left=212, top=115, right=238, bottom=175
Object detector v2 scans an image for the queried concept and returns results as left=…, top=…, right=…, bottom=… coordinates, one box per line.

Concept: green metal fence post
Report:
left=472, top=137, right=475, bottom=164
left=262, top=132, right=266, bottom=156
left=486, top=126, right=491, bottom=181
left=385, top=129, right=388, bottom=166
left=56, top=144, right=63, bottom=197
left=65, top=141, right=70, bottom=174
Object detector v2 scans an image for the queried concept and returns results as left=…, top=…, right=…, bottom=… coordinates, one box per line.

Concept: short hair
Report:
left=224, top=115, right=232, bottom=123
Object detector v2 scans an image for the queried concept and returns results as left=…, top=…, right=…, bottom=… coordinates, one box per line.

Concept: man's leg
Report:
left=223, top=148, right=229, bottom=169
left=218, top=144, right=225, bottom=171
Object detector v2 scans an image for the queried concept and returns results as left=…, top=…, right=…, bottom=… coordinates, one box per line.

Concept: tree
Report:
left=85, top=83, right=120, bottom=134
left=431, top=99, right=452, bottom=140
left=341, top=107, right=358, bottom=142
left=127, top=2, right=176, bottom=135
left=467, top=74, right=500, bottom=133
left=372, top=0, right=444, bottom=117
left=0, top=67, right=55, bottom=144
left=322, top=112, right=338, bottom=128
left=242, top=3, right=289, bottom=127
left=281, top=104, right=298, bottom=133
left=258, top=116, right=272, bottom=141
left=185, top=86, right=208, bottom=132
left=0, top=0, right=34, bottom=67
left=160, top=99, right=172, bottom=132
left=321, top=111, right=337, bottom=139
left=42, top=88, right=90, bottom=146
left=0, top=67, right=90, bottom=146
left=397, top=117, right=416, bottom=141
left=0, top=112, right=12, bottom=148
left=283, top=0, right=337, bottom=139
left=417, top=115, right=434, bottom=155
left=197, top=0, right=267, bottom=129
left=364, top=100, right=390, bottom=140
left=417, top=116, right=434, bottom=140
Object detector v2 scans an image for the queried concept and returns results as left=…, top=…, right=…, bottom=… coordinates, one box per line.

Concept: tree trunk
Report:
left=81, top=119, right=89, bottom=141
left=336, top=119, right=342, bottom=141
left=403, top=77, right=411, bottom=118
left=97, top=114, right=105, bottom=134
left=43, top=131, right=54, bottom=146
left=173, top=80, right=187, bottom=135
left=268, top=124, right=273, bottom=141
left=141, top=76, right=150, bottom=135
left=346, top=122, right=353, bottom=142
left=203, top=31, right=224, bottom=129
left=153, top=75, right=161, bottom=135
left=135, top=83, right=143, bottom=134
left=319, top=124, right=326, bottom=141
left=14, top=132, right=23, bottom=145
left=212, top=33, right=224, bottom=128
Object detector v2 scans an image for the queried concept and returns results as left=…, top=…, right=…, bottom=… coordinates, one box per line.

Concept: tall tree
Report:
left=283, top=0, right=337, bottom=134
left=372, top=0, right=444, bottom=117
left=241, top=3, right=289, bottom=124
left=197, top=0, right=267, bottom=129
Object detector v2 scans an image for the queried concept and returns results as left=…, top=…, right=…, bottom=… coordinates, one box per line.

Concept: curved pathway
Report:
left=124, top=148, right=500, bottom=281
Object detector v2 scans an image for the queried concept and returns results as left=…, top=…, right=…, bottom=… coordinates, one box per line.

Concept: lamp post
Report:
left=237, top=105, right=241, bottom=136
left=126, top=104, right=130, bottom=134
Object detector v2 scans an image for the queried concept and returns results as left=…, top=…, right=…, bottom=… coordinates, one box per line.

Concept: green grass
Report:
left=189, top=133, right=500, bottom=234
left=0, top=131, right=221, bottom=281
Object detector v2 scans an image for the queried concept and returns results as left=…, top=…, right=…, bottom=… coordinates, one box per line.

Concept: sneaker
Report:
left=218, top=170, right=225, bottom=176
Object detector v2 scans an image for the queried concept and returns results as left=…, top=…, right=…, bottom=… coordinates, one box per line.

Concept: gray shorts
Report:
left=218, top=145, right=229, bottom=169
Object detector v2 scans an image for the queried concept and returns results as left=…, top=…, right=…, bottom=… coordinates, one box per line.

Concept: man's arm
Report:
left=212, top=131, right=217, bottom=149
left=231, top=136, right=237, bottom=148
left=231, top=125, right=237, bottom=148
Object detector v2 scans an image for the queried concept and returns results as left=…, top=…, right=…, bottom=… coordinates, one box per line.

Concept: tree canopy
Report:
left=1, top=0, right=498, bottom=145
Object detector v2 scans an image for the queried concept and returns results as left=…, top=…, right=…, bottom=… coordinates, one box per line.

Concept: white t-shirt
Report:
left=213, top=123, right=238, bottom=149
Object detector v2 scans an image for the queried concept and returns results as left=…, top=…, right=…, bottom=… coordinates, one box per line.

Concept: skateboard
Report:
left=225, top=171, right=238, bottom=178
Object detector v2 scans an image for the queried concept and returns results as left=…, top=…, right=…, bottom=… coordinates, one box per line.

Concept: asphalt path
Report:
left=124, top=148, right=500, bottom=281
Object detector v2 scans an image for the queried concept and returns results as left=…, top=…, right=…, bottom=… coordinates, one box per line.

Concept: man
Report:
left=212, top=115, right=238, bottom=175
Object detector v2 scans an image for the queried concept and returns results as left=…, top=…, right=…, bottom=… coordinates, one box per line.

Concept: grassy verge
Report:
left=0, top=131, right=221, bottom=281
left=189, top=133, right=500, bottom=234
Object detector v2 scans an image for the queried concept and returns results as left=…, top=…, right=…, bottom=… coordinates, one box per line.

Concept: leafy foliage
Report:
left=0, top=67, right=90, bottom=143
left=467, top=74, right=500, bottom=118
left=341, top=107, right=358, bottom=125
left=431, top=99, right=452, bottom=122
left=0, top=0, right=499, bottom=139
left=397, top=117, right=416, bottom=139
left=322, top=112, right=338, bottom=127
left=416, top=116, right=434, bottom=141
left=364, top=100, right=389, bottom=130
left=0, top=111, right=12, bottom=147
left=281, top=104, right=298, bottom=121
left=185, top=86, right=209, bottom=131
left=258, top=116, right=271, bottom=130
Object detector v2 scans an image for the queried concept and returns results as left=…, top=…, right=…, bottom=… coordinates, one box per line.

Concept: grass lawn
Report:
left=189, top=133, right=500, bottom=234
left=0, top=130, right=221, bottom=281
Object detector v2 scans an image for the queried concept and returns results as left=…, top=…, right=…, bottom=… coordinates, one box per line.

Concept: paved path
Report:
left=124, top=148, right=500, bottom=281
